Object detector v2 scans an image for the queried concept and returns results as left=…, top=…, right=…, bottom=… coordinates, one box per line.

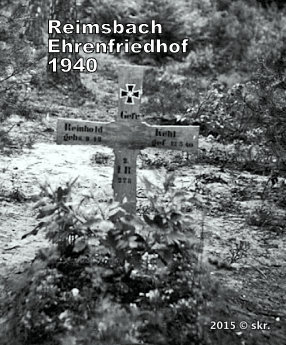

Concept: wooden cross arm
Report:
left=109, top=122, right=199, bottom=152
left=56, top=118, right=110, bottom=146
left=56, top=118, right=199, bottom=153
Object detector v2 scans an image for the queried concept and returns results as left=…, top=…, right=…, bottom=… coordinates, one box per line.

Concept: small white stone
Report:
left=71, top=288, right=79, bottom=297
left=59, top=310, right=69, bottom=320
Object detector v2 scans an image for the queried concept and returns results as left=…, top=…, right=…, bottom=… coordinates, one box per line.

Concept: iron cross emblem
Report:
left=120, top=84, right=141, bottom=104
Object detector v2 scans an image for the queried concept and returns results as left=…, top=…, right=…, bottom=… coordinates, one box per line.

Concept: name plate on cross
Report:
left=56, top=65, right=199, bottom=213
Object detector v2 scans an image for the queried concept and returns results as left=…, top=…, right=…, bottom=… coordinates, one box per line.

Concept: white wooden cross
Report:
left=56, top=65, right=199, bottom=213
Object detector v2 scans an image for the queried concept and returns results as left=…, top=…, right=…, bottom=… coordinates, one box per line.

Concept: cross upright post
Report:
left=112, top=66, right=144, bottom=213
left=57, top=65, right=199, bottom=213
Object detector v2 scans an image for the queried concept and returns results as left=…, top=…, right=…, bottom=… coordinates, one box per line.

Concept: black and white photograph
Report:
left=0, top=0, right=285, bottom=344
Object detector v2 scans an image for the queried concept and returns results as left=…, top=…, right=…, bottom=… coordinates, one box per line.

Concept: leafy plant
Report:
left=247, top=203, right=274, bottom=227
left=23, top=178, right=88, bottom=256
left=225, top=240, right=250, bottom=264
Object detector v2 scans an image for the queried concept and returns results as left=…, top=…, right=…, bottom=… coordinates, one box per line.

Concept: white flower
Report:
left=71, top=288, right=79, bottom=297
left=146, top=289, right=160, bottom=301
left=98, top=321, right=107, bottom=333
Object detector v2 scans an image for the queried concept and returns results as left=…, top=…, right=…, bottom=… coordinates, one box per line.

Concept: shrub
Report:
left=0, top=4, right=39, bottom=122
left=80, top=0, right=188, bottom=63
left=81, top=0, right=140, bottom=33
left=182, top=0, right=285, bottom=74
left=250, top=52, right=286, bottom=172
left=133, top=0, right=189, bottom=63
left=142, top=67, right=195, bottom=118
